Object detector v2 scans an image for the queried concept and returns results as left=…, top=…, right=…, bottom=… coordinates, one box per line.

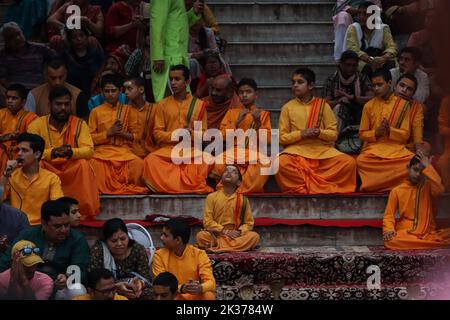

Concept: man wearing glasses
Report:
left=0, top=240, right=54, bottom=300
left=73, top=268, right=128, bottom=300
left=0, top=199, right=90, bottom=298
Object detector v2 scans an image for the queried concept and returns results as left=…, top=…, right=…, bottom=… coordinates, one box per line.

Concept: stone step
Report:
left=220, top=22, right=333, bottom=42
left=209, top=2, right=334, bottom=23
left=217, top=283, right=448, bottom=300
left=224, top=41, right=334, bottom=64
left=230, top=63, right=335, bottom=87
left=97, top=194, right=450, bottom=221
left=80, top=223, right=385, bottom=248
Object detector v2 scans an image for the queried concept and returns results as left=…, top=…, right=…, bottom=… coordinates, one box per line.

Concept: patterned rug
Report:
left=209, top=247, right=450, bottom=300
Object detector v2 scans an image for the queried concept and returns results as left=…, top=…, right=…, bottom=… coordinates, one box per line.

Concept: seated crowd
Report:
left=0, top=0, right=449, bottom=300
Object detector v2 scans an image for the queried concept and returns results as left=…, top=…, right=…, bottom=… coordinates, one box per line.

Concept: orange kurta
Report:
left=383, top=165, right=450, bottom=250
left=405, top=100, right=424, bottom=152
left=128, top=102, right=157, bottom=158
left=0, top=108, right=38, bottom=173
left=3, top=167, right=64, bottom=225
left=142, top=94, right=213, bottom=194
left=88, top=102, right=148, bottom=194
left=203, top=93, right=242, bottom=130
left=27, top=115, right=100, bottom=220
left=357, top=94, right=415, bottom=192
left=437, top=97, right=450, bottom=191
left=196, top=190, right=260, bottom=253
left=212, top=105, right=271, bottom=193
left=152, top=245, right=216, bottom=300
left=275, top=97, right=356, bottom=194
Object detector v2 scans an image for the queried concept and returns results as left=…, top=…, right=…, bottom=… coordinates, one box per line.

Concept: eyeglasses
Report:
left=20, top=246, right=41, bottom=256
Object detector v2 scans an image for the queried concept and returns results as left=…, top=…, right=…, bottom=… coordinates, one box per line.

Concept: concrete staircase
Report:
left=208, top=0, right=336, bottom=126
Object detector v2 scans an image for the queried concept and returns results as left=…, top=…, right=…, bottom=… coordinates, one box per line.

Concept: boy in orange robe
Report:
left=275, top=68, right=357, bottom=194
left=383, top=151, right=450, bottom=250
left=197, top=165, right=260, bottom=253
left=211, top=78, right=271, bottom=193
left=152, top=219, right=216, bottom=300
left=88, top=73, right=147, bottom=194
left=357, top=69, right=415, bottom=192
left=142, top=65, right=212, bottom=194
left=0, top=84, right=38, bottom=174
left=124, top=77, right=157, bottom=158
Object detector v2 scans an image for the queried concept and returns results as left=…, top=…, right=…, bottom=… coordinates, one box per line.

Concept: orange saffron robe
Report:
left=212, top=104, right=271, bottom=193
left=357, top=94, right=415, bottom=192
left=127, top=102, right=157, bottom=158
left=0, top=108, right=38, bottom=173
left=142, top=94, right=212, bottom=194
left=437, top=97, right=450, bottom=191
left=383, top=165, right=450, bottom=250
left=27, top=115, right=100, bottom=220
left=88, top=102, right=147, bottom=194
left=275, top=97, right=357, bottom=194
left=196, top=190, right=260, bottom=253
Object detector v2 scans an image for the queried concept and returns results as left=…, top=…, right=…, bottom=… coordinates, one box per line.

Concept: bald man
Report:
left=202, top=75, right=242, bottom=129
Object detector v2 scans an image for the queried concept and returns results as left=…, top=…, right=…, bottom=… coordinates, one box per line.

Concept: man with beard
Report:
left=203, top=74, right=241, bottom=130
left=142, top=65, right=212, bottom=194
left=0, top=133, right=64, bottom=225
left=27, top=86, right=100, bottom=221
left=0, top=200, right=90, bottom=296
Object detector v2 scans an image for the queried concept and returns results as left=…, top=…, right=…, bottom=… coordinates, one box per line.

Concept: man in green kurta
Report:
left=151, top=0, right=204, bottom=102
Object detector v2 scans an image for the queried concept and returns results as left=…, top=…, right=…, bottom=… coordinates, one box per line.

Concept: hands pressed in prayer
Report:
left=375, top=118, right=390, bottom=138
left=11, top=252, right=29, bottom=287
left=301, top=128, right=320, bottom=139
left=182, top=279, right=203, bottom=295
left=383, top=231, right=397, bottom=241
left=152, top=60, right=165, bottom=73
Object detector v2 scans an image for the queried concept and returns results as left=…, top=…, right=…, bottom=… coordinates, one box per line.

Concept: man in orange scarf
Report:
left=383, top=151, right=450, bottom=250
left=0, top=84, right=37, bottom=174
left=27, top=86, right=100, bottom=220
left=202, top=75, right=241, bottom=130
